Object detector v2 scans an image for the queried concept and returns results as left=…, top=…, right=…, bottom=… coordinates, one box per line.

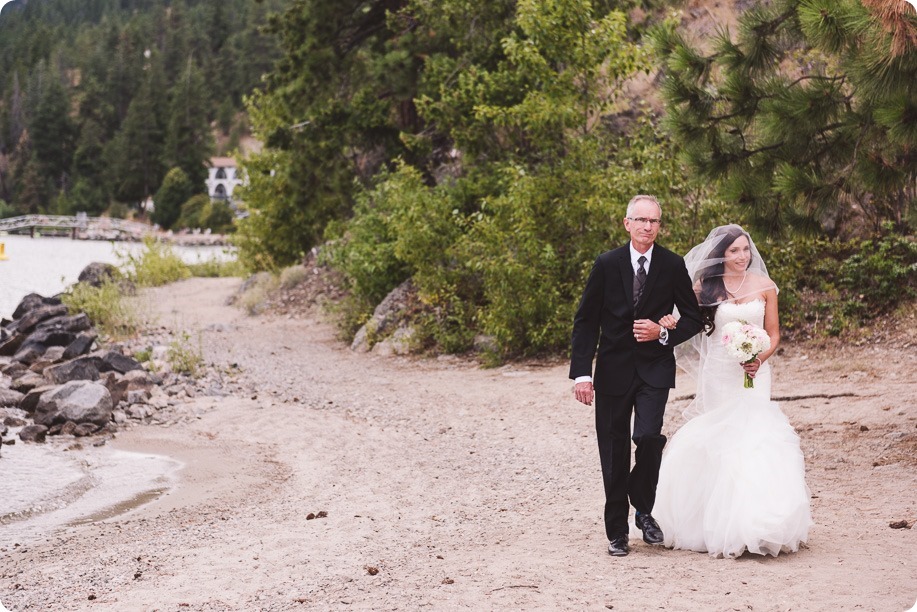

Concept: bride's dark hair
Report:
left=698, top=226, right=752, bottom=336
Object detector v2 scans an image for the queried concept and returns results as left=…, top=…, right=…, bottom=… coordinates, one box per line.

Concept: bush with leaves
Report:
left=322, top=1, right=732, bottom=357
left=62, top=281, right=139, bottom=340
left=761, top=229, right=917, bottom=336
left=121, top=237, right=192, bottom=287
left=153, top=168, right=196, bottom=230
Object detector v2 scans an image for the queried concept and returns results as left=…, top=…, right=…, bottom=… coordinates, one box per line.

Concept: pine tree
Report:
left=28, top=73, right=76, bottom=193
left=652, top=0, right=916, bottom=236
left=70, top=118, right=109, bottom=215
left=105, top=78, right=165, bottom=205
left=14, top=155, right=51, bottom=215
left=163, top=57, right=213, bottom=190
left=6, top=72, right=25, bottom=155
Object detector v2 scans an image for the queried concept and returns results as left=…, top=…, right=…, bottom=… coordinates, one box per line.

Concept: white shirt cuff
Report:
left=574, top=376, right=593, bottom=384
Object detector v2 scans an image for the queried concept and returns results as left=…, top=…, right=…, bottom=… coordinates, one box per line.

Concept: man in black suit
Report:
left=570, top=195, right=702, bottom=557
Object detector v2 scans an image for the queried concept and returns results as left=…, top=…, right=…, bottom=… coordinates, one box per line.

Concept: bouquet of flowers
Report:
left=721, top=320, right=771, bottom=388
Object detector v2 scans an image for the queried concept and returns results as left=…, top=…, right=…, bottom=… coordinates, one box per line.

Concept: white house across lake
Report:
left=206, top=156, right=245, bottom=204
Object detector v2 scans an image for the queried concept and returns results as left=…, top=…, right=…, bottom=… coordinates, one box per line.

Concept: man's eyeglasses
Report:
left=627, top=217, right=662, bottom=227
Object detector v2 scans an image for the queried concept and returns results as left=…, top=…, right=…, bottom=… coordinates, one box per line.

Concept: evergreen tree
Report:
left=29, top=72, right=76, bottom=193
left=152, top=166, right=194, bottom=229
left=652, top=0, right=917, bottom=235
left=0, top=0, right=284, bottom=212
left=163, top=57, right=213, bottom=190
left=14, top=155, right=51, bottom=214
left=70, top=118, right=109, bottom=215
left=105, top=78, right=165, bottom=205
left=6, top=72, right=25, bottom=154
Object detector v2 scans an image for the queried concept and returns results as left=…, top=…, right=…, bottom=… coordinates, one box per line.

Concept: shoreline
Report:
left=0, top=277, right=914, bottom=611
left=0, top=231, right=233, bottom=247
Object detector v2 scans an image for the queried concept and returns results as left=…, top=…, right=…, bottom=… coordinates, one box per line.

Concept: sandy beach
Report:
left=1, top=277, right=915, bottom=611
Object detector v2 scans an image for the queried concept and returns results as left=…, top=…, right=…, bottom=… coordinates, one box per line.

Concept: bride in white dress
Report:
left=653, top=225, right=812, bottom=558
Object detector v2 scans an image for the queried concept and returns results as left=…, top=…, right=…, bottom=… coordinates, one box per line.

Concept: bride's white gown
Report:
left=654, top=300, right=812, bottom=558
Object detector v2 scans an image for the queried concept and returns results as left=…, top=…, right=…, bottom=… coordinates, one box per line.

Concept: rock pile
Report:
left=0, top=268, right=236, bottom=452
left=0, top=292, right=147, bottom=448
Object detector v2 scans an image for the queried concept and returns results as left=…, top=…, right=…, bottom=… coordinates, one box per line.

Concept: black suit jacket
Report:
left=569, top=243, right=702, bottom=395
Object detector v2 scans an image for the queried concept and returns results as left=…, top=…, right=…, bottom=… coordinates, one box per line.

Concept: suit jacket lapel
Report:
left=619, top=250, right=635, bottom=310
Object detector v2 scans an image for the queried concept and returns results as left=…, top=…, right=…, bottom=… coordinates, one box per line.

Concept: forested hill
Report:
left=0, top=0, right=285, bottom=220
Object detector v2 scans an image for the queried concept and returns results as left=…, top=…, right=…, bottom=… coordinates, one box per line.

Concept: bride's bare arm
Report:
left=744, top=286, right=780, bottom=378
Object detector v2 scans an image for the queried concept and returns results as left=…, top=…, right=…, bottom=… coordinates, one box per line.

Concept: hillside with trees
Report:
left=234, top=0, right=915, bottom=356
left=0, top=0, right=913, bottom=356
left=0, top=0, right=285, bottom=225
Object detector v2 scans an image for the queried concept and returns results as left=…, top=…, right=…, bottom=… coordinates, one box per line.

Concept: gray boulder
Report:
left=44, top=354, right=104, bottom=384
left=0, top=388, right=24, bottom=407
left=28, top=346, right=67, bottom=373
left=35, top=313, right=91, bottom=334
left=34, top=381, right=113, bottom=427
left=62, top=332, right=97, bottom=360
left=126, top=389, right=151, bottom=404
left=77, top=262, right=120, bottom=287
left=17, top=304, right=69, bottom=334
left=351, top=279, right=417, bottom=352
left=11, top=372, right=47, bottom=393
left=19, top=385, right=59, bottom=413
left=12, top=343, right=45, bottom=365
left=97, top=350, right=142, bottom=374
left=12, top=293, right=61, bottom=320
left=19, top=424, right=48, bottom=443
left=102, top=372, right=128, bottom=406
left=122, top=368, right=158, bottom=390
left=4, top=415, right=27, bottom=427
left=372, top=325, right=417, bottom=356
left=1, top=361, right=29, bottom=379
left=21, top=328, right=78, bottom=350
left=73, top=423, right=99, bottom=437
left=0, top=332, right=26, bottom=357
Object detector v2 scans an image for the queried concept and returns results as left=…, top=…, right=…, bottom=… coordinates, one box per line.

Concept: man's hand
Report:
left=574, top=381, right=594, bottom=406
left=633, top=319, right=662, bottom=342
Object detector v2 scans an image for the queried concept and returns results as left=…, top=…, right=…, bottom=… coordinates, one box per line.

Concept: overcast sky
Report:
left=0, top=0, right=16, bottom=15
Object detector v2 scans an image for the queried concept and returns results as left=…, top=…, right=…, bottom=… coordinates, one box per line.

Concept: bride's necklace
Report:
left=724, top=272, right=747, bottom=295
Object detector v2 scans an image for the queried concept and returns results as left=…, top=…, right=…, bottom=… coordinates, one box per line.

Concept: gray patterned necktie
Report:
left=634, top=255, right=647, bottom=307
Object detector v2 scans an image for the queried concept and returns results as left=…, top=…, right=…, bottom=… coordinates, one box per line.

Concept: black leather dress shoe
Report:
left=635, top=513, right=664, bottom=545
left=607, top=535, right=630, bottom=557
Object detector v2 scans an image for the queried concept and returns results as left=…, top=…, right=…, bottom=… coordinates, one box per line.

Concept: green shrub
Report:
left=836, top=232, right=917, bottom=309
left=279, top=264, right=308, bottom=289
left=236, top=272, right=280, bottom=315
left=167, top=331, right=204, bottom=376
left=153, top=168, right=196, bottom=229
left=323, top=121, right=728, bottom=358
left=186, top=257, right=245, bottom=278
left=121, top=237, right=192, bottom=287
left=760, top=230, right=916, bottom=337
left=176, top=194, right=210, bottom=230
left=61, top=281, right=139, bottom=339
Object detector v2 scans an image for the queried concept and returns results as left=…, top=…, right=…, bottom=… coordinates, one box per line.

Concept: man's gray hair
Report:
left=626, top=195, right=662, bottom=218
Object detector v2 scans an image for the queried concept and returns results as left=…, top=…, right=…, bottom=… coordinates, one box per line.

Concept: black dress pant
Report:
left=595, top=376, right=669, bottom=540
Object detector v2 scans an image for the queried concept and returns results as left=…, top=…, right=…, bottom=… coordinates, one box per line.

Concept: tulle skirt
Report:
left=654, top=398, right=813, bottom=558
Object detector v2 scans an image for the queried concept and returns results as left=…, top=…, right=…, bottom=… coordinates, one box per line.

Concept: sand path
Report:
left=1, top=277, right=914, bottom=611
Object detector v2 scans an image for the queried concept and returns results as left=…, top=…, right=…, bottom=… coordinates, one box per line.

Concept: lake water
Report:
left=0, top=234, right=234, bottom=318
left=0, top=235, right=233, bottom=546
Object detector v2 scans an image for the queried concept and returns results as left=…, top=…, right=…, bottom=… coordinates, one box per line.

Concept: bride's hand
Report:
left=743, top=357, right=763, bottom=378
left=658, top=314, right=678, bottom=330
